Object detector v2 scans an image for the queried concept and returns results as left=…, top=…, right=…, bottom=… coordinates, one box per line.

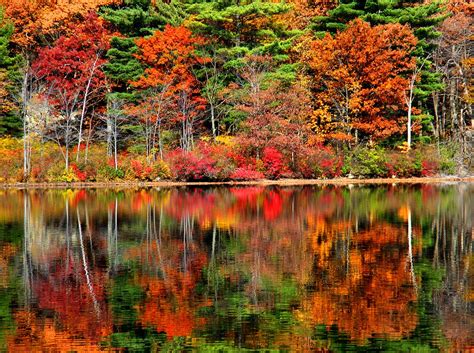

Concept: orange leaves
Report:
left=303, top=19, right=417, bottom=141
left=131, top=25, right=209, bottom=151
left=1, top=0, right=117, bottom=49
left=133, top=25, right=207, bottom=91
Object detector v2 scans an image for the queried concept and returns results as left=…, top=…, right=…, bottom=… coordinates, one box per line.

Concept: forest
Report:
left=0, top=0, right=472, bottom=182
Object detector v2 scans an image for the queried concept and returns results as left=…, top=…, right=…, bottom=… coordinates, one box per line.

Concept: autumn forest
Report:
left=0, top=0, right=472, bottom=182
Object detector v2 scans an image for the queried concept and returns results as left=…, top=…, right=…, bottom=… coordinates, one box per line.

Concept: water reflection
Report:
left=0, top=185, right=472, bottom=351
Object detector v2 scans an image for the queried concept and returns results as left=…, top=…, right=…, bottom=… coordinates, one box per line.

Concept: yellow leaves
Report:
left=397, top=142, right=411, bottom=154
left=310, top=106, right=332, bottom=130
left=0, top=70, right=16, bottom=115
left=215, top=135, right=236, bottom=146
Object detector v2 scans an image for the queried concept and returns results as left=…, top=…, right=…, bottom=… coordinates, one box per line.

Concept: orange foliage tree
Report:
left=0, top=0, right=117, bottom=50
left=132, top=25, right=208, bottom=153
left=302, top=19, right=417, bottom=143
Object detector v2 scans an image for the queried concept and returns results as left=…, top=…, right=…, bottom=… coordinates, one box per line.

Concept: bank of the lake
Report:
left=2, top=176, right=474, bottom=189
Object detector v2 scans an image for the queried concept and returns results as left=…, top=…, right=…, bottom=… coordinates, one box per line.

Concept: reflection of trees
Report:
left=121, top=201, right=209, bottom=340
left=0, top=185, right=471, bottom=351
left=301, top=223, right=419, bottom=341
left=8, top=196, right=112, bottom=351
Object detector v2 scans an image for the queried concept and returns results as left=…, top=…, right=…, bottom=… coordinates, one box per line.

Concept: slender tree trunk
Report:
left=407, top=99, right=412, bottom=149
left=406, top=75, right=415, bottom=150
left=21, top=68, right=31, bottom=181
left=106, top=114, right=113, bottom=158
left=114, top=115, right=118, bottom=170
left=76, top=57, right=99, bottom=162
left=210, top=103, right=216, bottom=140
left=84, top=118, right=93, bottom=164
left=158, top=119, right=163, bottom=160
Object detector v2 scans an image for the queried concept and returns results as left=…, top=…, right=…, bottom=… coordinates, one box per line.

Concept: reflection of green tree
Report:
left=0, top=287, right=16, bottom=351
left=196, top=231, right=302, bottom=350
left=0, top=222, right=23, bottom=352
left=102, top=263, right=169, bottom=351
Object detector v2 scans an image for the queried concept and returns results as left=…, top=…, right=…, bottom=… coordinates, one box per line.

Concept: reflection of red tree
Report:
left=31, top=250, right=112, bottom=341
left=8, top=245, right=111, bottom=351
left=131, top=190, right=154, bottom=212
left=263, top=191, right=283, bottom=220
left=69, top=189, right=87, bottom=207
left=8, top=311, right=105, bottom=352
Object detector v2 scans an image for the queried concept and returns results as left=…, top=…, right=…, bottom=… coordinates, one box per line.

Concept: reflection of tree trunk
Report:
left=251, top=249, right=260, bottom=306
left=407, top=206, right=417, bottom=292
left=107, top=200, right=113, bottom=273
left=77, top=208, right=100, bottom=318
left=433, top=202, right=440, bottom=267
left=152, top=203, right=166, bottom=279
left=23, top=192, right=32, bottom=306
left=114, top=197, right=118, bottom=269
left=107, top=197, right=119, bottom=271
left=181, top=214, right=193, bottom=272
left=66, top=199, right=70, bottom=270
left=207, top=224, right=219, bottom=301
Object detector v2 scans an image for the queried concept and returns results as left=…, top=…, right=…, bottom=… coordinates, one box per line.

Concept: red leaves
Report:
left=168, top=149, right=217, bottom=181
left=262, top=147, right=286, bottom=179
left=70, top=164, right=87, bottom=182
left=32, top=12, right=111, bottom=108
left=230, top=166, right=264, bottom=181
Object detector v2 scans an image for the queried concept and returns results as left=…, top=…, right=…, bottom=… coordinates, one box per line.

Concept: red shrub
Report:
left=421, top=160, right=439, bottom=177
left=167, top=149, right=217, bottom=181
left=70, top=163, right=87, bottom=182
left=295, top=146, right=342, bottom=178
left=130, top=159, right=145, bottom=179
left=230, top=166, right=264, bottom=181
left=262, top=147, right=286, bottom=179
left=130, top=159, right=156, bottom=180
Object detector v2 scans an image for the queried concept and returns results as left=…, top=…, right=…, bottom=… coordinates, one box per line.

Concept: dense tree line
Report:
left=0, top=0, right=472, bottom=181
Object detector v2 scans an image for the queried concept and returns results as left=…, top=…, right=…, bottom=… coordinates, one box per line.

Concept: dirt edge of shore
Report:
left=1, top=176, right=473, bottom=189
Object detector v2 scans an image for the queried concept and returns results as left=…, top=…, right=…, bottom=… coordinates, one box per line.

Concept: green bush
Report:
left=97, top=165, right=125, bottom=181
left=438, top=144, right=457, bottom=175
left=349, top=146, right=388, bottom=178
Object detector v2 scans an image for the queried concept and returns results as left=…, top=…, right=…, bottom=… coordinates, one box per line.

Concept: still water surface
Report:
left=0, top=185, right=472, bottom=352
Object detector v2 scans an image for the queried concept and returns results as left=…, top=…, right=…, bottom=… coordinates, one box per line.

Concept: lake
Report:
left=0, top=184, right=472, bottom=351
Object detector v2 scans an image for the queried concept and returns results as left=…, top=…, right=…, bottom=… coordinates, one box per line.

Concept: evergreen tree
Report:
left=0, top=6, right=21, bottom=136
left=185, top=0, right=296, bottom=69
left=185, top=0, right=300, bottom=133
left=101, top=0, right=188, bottom=91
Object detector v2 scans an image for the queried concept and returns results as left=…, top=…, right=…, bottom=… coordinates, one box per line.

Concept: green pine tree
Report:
left=185, top=0, right=296, bottom=69
left=101, top=0, right=188, bottom=91
left=0, top=7, right=22, bottom=137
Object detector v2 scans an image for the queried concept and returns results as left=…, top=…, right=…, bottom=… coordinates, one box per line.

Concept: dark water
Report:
left=0, top=184, right=472, bottom=352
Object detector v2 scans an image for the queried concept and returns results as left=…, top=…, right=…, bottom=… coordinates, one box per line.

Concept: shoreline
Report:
left=1, top=176, right=473, bottom=189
